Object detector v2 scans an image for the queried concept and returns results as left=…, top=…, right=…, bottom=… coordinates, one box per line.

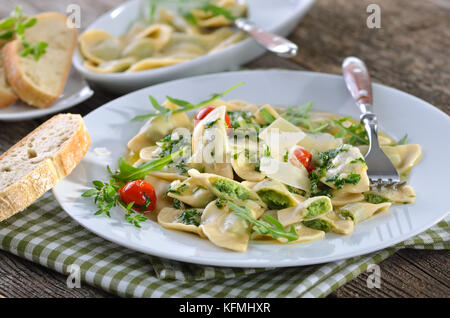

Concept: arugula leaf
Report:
left=396, top=133, right=408, bottom=145
left=183, top=11, right=197, bottom=24
left=332, top=116, right=368, bottom=145
left=227, top=201, right=299, bottom=242
left=283, top=101, right=328, bottom=133
left=131, top=82, right=244, bottom=121
left=148, top=1, right=157, bottom=24
left=111, top=147, right=186, bottom=182
left=259, top=108, right=276, bottom=124
left=201, top=4, right=235, bottom=21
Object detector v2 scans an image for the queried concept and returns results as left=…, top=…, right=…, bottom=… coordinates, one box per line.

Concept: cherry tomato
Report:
left=194, top=106, right=232, bottom=132
left=119, top=180, right=157, bottom=212
left=292, top=146, right=314, bottom=173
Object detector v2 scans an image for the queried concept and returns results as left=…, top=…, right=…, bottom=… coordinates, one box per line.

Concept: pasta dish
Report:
left=78, top=0, right=247, bottom=73
left=83, top=83, right=422, bottom=252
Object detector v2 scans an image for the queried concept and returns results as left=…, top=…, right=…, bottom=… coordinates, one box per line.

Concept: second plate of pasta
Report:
left=53, top=70, right=450, bottom=267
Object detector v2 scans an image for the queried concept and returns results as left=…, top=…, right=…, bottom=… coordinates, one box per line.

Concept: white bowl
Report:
left=73, top=0, right=315, bottom=93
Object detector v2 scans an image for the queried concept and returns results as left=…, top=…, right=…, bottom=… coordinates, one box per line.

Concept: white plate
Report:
left=73, top=0, right=315, bottom=94
left=53, top=70, right=450, bottom=268
left=0, top=68, right=93, bottom=122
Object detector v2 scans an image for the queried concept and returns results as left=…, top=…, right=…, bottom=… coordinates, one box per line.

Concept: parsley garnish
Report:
left=131, top=82, right=244, bottom=121
left=155, top=134, right=188, bottom=158
left=350, top=157, right=366, bottom=165
left=227, top=201, right=298, bottom=242
left=308, top=169, right=334, bottom=198
left=283, top=150, right=289, bottom=162
left=178, top=209, right=201, bottom=226
left=0, top=6, right=48, bottom=61
left=82, top=149, right=185, bottom=227
left=205, top=118, right=219, bottom=129
left=227, top=110, right=255, bottom=129
left=167, top=183, right=188, bottom=195
left=215, top=198, right=227, bottom=209
left=82, top=179, right=120, bottom=218
left=124, top=202, right=148, bottom=228
left=82, top=180, right=149, bottom=228
left=264, top=145, right=271, bottom=157
left=326, top=172, right=361, bottom=189
left=314, top=145, right=348, bottom=169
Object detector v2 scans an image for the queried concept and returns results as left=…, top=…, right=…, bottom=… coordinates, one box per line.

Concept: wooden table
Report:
left=0, top=0, right=449, bottom=298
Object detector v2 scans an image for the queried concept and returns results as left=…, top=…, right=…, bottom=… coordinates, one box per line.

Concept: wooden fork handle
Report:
left=342, top=57, right=373, bottom=112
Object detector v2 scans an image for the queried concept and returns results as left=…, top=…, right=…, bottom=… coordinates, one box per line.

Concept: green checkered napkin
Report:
left=0, top=192, right=448, bottom=298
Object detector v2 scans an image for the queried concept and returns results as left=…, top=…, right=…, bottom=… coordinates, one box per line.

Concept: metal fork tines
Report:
left=362, top=114, right=406, bottom=190
left=342, top=57, right=405, bottom=189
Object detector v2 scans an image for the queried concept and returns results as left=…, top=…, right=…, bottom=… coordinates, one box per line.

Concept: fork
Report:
left=234, top=18, right=298, bottom=58
left=342, top=56, right=405, bottom=189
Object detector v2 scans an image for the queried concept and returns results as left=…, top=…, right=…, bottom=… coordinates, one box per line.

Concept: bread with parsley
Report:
left=2, top=12, right=77, bottom=108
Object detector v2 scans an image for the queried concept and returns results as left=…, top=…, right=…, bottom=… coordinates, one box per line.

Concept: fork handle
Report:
left=342, top=57, right=373, bottom=114
left=342, top=57, right=380, bottom=148
left=234, top=18, right=298, bottom=58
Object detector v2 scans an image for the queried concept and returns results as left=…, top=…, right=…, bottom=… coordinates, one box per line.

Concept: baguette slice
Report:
left=0, top=57, right=17, bottom=108
left=2, top=12, right=78, bottom=108
left=0, top=114, right=91, bottom=222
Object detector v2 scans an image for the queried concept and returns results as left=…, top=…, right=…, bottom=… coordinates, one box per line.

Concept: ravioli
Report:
left=119, top=92, right=421, bottom=252
left=78, top=0, right=248, bottom=73
left=200, top=201, right=251, bottom=252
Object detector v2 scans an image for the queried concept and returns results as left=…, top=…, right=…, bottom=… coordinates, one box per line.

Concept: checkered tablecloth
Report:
left=0, top=192, right=448, bottom=297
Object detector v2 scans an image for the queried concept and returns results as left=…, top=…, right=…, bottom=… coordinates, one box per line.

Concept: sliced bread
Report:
left=2, top=12, right=78, bottom=108
left=0, top=57, right=17, bottom=108
left=0, top=113, right=91, bottom=222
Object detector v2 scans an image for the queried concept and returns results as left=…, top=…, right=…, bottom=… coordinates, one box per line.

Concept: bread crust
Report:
left=2, top=12, right=78, bottom=109
left=0, top=114, right=91, bottom=222
left=0, top=86, right=17, bottom=108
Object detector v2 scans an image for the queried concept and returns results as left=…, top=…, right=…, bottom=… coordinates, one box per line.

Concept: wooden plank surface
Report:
left=0, top=0, right=449, bottom=298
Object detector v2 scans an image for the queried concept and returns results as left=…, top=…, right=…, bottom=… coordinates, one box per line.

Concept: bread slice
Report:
left=0, top=114, right=91, bottom=222
left=0, top=57, right=18, bottom=108
left=2, top=12, right=78, bottom=108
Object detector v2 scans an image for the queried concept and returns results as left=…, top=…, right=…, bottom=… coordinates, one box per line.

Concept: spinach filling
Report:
left=302, top=219, right=332, bottom=232
left=257, top=189, right=291, bottom=210
left=304, top=198, right=331, bottom=219
left=364, top=193, right=390, bottom=204
left=212, top=179, right=251, bottom=201
left=339, top=209, right=354, bottom=221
